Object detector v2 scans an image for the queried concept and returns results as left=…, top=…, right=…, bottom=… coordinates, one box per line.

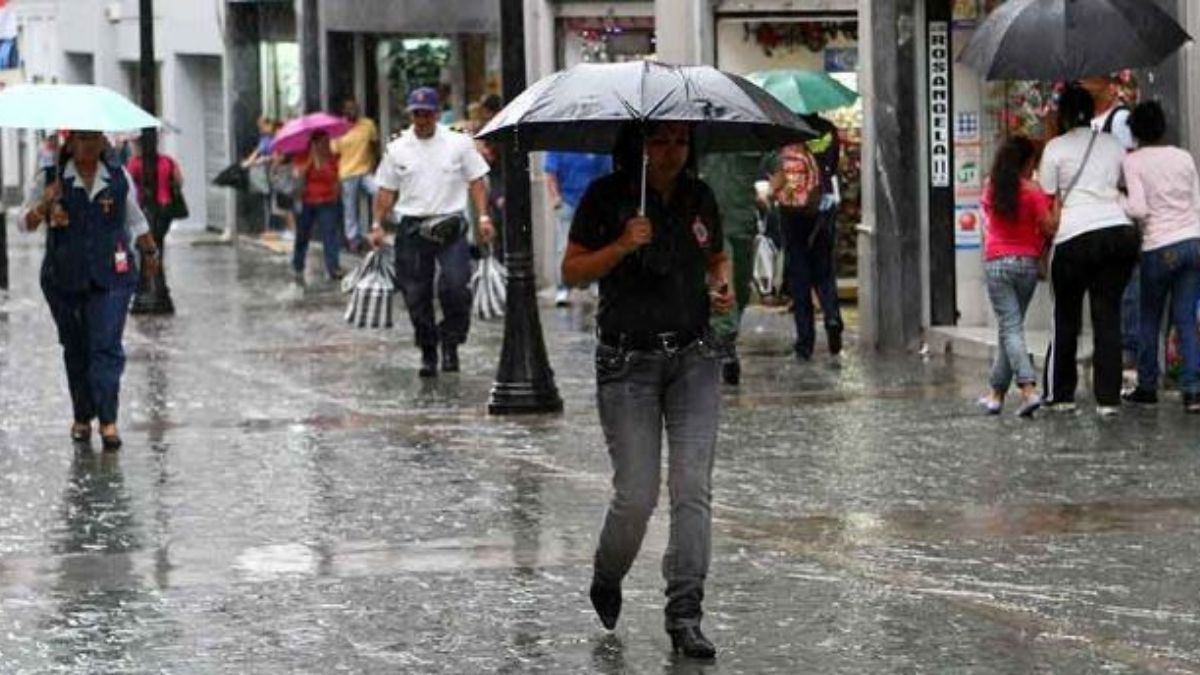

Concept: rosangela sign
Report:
left=928, top=21, right=951, bottom=189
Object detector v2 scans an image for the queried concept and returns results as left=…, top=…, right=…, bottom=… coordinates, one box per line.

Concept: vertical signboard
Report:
left=928, top=3, right=956, bottom=326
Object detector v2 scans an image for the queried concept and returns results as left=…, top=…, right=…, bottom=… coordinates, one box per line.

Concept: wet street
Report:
left=2, top=231, right=1200, bottom=674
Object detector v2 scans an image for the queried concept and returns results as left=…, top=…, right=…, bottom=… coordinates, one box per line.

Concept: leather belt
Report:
left=598, top=328, right=702, bottom=355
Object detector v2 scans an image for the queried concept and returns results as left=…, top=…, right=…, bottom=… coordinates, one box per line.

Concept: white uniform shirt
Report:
left=19, top=160, right=150, bottom=239
left=374, top=125, right=489, bottom=218
left=1039, top=127, right=1131, bottom=245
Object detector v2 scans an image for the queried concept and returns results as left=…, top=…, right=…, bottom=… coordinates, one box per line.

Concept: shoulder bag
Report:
left=1040, top=130, right=1098, bottom=280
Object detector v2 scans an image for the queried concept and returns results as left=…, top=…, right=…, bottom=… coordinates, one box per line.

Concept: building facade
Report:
left=4, top=0, right=233, bottom=235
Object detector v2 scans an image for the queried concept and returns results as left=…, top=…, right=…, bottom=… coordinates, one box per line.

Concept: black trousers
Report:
left=1044, top=225, right=1140, bottom=406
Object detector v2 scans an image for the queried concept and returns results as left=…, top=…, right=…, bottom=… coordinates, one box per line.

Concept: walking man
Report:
left=544, top=151, right=612, bottom=306
left=368, top=87, right=494, bottom=377
left=333, top=97, right=379, bottom=253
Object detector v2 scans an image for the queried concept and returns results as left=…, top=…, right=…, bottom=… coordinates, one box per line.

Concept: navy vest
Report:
left=41, top=160, right=137, bottom=292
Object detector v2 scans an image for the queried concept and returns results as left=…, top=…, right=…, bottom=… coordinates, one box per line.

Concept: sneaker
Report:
left=1183, top=392, right=1200, bottom=414
left=1043, top=401, right=1077, bottom=414
left=1016, top=394, right=1042, bottom=418
left=1096, top=405, right=1120, bottom=418
left=1121, top=387, right=1158, bottom=405
left=976, top=396, right=1003, bottom=415
left=554, top=288, right=571, bottom=307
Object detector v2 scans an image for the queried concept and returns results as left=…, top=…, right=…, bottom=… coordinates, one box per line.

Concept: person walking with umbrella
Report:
left=368, top=87, right=494, bottom=378
left=563, top=121, right=734, bottom=659
left=291, top=131, right=344, bottom=283
left=1040, top=85, right=1139, bottom=415
left=20, top=129, right=160, bottom=450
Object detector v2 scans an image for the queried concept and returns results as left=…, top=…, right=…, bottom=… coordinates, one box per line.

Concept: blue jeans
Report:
left=984, top=256, right=1039, bottom=391
left=1137, top=238, right=1200, bottom=393
left=43, top=283, right=134, bottom=425
left=294, top=202, right=341, bottom=276
left=394, top=231, right=472, bottom=348
left=781, top=207, right=843, bottom=358
left=1122, top=265, right=1141, bottom=365
left=593, top=339, right=721, bottom=629
left=340, top=174, right=377, bottom=244
left=554, top=202, right=574, bottom=291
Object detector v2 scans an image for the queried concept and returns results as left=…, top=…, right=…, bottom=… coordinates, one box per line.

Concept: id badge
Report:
left=114, top=248, right=130, bottom=274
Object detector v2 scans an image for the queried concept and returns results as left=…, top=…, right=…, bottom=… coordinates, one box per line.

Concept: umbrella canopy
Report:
left=746, top=70, right=859, bottom=115
left=960, top=0, right=1191, bottom=82
left=0, top=83, right=161, bottom=131
left=477, top=60, right=815, bottom=153
left=271, top=112, right=353, bottom=155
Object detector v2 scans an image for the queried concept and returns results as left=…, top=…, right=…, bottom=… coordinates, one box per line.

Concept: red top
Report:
left=982, top=180, right=1051, bottom=260
left=126, top=154, right=177, bottom=207
left=298, top=152, right=340, bottom=205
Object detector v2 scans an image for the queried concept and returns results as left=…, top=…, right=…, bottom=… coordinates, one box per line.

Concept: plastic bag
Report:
left=470, top=251, right=507, bottom=322
left=344, top=247, right=396, bottom=329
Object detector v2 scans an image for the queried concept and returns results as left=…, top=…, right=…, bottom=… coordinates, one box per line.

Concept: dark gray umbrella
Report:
left=476, top=60, right=814, bottom=153
left=960, top=0, right=1191, bottom=82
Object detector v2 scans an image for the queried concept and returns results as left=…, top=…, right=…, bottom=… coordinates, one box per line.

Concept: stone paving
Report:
left=2, top=230, right=1200, bottom=673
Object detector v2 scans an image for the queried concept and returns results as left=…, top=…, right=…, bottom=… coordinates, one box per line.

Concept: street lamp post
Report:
left=487, top=0, right=563, bottom=415
left=130, top=0, right=174, bottom=315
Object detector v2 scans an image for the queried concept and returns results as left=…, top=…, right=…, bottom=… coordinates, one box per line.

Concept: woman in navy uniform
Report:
left=21, top=130, right=159, bottom=450
left=563, top=122, right=733, bottom=659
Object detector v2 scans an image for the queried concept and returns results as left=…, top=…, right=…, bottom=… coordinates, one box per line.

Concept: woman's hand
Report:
left=616, top=216, right=652, bottom=255
left=710, top=280, right=734, bottom=315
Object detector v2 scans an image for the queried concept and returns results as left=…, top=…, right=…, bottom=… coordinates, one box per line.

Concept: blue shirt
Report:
left=544, top=152, right=612, bottom=209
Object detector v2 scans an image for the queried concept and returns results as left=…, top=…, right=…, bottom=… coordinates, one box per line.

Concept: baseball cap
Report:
left=407, top=87, right=440, bottom=112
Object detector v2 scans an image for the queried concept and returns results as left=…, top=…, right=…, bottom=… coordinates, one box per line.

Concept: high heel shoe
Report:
left=668, top=625, right=716, bottom=659
left=100, top=433, right=122, bottom=452
left=70, top=423, right=92, bottom=444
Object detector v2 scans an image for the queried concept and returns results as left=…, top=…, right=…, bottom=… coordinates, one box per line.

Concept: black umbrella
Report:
left=478, top=60, right=814, bottom=211
left=960, top=0, right=1191, bottom=82
left=477, top=61, right=814, bottom=152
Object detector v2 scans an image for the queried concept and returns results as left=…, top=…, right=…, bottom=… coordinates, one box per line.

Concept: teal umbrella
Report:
left=0, top=83, right=161, bottom=131
left=746, top=70, right=859, bottom=115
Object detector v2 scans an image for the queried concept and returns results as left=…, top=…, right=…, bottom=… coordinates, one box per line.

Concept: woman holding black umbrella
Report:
left=1039, top=85, right=1140, bottom=415
left=563, top=121, right=733, bottom=659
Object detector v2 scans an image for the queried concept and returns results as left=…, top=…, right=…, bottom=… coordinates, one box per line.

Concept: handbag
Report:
left=162, top=177, right=189, bottom=221
left=470, top=248, right=507, bottom=321
left=1039, top=130, right=1099, bottom=280
left=752, top=211, right=785, bottom=298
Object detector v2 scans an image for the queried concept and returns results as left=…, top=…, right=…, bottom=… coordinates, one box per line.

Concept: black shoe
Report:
left=828, top=326, right=843, bottom=356
left=70, top=423, right=91, bottom=444
left=589, top=579, right=622, bottom=630
left=1184, top=392, right=1200, bottom=414
left=441, top=344, right=459, bottom=373
left=419, top=346, right=438, bottom=378
left=721, top=358, right=741, bottom=386
left=1121, top=387, right=1158, bottom=404
left=100, top=433, right=122, bottom=452
left=668, top=626, right=716, bottom=659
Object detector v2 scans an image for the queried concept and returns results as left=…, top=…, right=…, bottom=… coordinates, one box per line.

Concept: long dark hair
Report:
left=1057, top=84, right=1096, bottom=133
left=989, top=136, right=1037, bottom=221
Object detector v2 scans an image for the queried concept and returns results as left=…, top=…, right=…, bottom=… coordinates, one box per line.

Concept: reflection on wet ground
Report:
left=3, top=233, right=1200, bottom=672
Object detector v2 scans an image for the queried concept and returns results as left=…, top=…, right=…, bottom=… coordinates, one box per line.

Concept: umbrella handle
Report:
left=639, top=150, right=648, bottom=216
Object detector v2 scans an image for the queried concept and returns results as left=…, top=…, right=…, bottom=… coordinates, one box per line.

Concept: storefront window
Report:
left=260, top=41, right=301, bottom=121
left=558, top=17, right=655, bottom=67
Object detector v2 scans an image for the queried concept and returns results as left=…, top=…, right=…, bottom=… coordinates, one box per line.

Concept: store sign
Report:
left=928, top=21, right=951, bottom=189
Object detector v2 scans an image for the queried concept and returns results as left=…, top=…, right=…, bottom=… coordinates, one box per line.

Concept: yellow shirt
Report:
left=332, top=117, right=378, bottom=179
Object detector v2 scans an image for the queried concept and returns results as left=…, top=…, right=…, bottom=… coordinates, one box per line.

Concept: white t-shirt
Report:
left=374, top=125, right=490, bottom=217
left=1092, top=107, right=1134, bottom=151
left=1038, top=127, right=1132, bottom=245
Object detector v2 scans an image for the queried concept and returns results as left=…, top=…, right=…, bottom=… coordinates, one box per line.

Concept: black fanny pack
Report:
left=406, top=214, right=465, bottom=244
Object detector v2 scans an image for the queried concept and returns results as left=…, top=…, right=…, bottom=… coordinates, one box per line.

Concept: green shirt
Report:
left=698, top=152, right=761, bottom=238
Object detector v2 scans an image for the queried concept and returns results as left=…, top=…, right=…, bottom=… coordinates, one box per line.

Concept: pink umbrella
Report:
left=271, top=112, right=353, bottom=155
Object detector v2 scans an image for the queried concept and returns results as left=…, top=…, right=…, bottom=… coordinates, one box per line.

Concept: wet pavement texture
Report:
left=2, top=231, right=1200, bottom=673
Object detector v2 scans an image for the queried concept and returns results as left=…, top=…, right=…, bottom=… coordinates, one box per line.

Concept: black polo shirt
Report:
left=570, top=171, right=724, bottom=336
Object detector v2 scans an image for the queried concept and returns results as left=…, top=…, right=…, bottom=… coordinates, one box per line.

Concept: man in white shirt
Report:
left=369, top=87, right=494, bottom=378
left=1081, top=74, right=1138, bottom=369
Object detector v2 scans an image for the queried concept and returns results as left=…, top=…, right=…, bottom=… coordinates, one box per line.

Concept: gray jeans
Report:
left=593, top=338, right=721, bottom=629
left=985, top=256, right=1039, bottom=391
